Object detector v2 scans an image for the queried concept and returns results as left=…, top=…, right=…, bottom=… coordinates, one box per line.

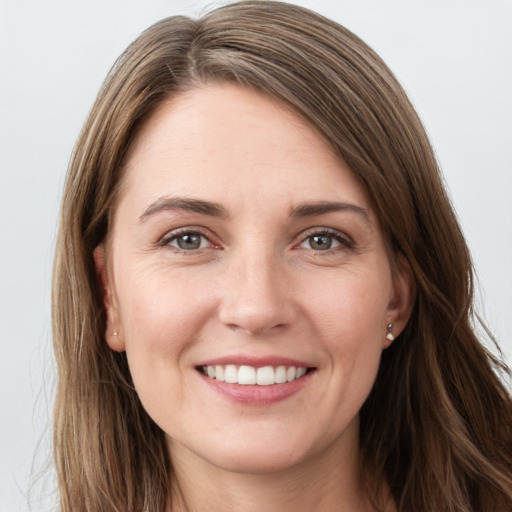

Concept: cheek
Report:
left=304, top=266, right=391, bottom=340
left=303, top=267, right=390, bottom=389
left=114, top=267, right=217, bottom=423
left=115, top=263, right=217, bottom=369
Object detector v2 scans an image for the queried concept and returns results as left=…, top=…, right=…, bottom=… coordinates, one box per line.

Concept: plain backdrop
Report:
left=1, top=1, right=511, bottom=510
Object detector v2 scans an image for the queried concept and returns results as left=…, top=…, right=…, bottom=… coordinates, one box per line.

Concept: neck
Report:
left=167, top=428, right=391, bottom=512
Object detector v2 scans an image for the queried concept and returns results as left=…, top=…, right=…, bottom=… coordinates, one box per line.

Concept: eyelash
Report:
left=158, top=226, right=354, bottom=255
left=158, top=227, right=215, bottom=253
left=297, top=228, right=354, bottom=254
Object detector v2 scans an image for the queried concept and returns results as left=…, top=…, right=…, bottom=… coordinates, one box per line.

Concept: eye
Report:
left=306, top=234, right=338, bottom=251
left=298, top=229, right=352, bottom=252
left=164, top=230, right=211, bottom=251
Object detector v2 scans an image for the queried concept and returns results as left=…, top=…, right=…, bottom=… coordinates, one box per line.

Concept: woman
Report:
left=52, top=1, right=512, bottom=511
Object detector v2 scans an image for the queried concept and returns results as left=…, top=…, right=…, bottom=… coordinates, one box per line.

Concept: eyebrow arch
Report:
left=289, top=201, right=370, bottom=224
left=139, top=197, right=229, bottom=222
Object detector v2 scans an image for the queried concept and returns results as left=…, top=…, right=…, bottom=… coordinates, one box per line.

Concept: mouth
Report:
left=197, top=364, right=314, bottom=385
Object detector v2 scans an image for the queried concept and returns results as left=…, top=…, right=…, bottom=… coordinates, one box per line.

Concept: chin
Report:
left=208, top=444, right=309, bottom=475
left=169, top=428, right=316, bottom=475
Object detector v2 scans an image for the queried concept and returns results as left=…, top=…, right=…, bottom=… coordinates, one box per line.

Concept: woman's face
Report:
left=96, top=84, right=413, bottom=475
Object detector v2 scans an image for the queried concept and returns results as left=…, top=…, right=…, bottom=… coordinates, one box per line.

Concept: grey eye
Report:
left=298, top=231, right=345, bottom=251
left=309, top=234, right=334, bottom=251
left=168, top=232, right=209, bottom=250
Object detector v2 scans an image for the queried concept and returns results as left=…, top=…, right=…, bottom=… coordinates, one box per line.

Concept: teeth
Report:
left=201, top=364, right=309, bottom=385
left=224, top=364, right=238, bottom=384
left=215, top=365, right=225, bottom=382
left=275, top=365, right=287, bottom=384
left=238, top=365, right=256, bottom=385
left=256, top=366, right=274, bottom=386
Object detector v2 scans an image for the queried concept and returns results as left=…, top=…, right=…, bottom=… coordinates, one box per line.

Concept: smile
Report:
left=200, top=364, right=309, bottom=385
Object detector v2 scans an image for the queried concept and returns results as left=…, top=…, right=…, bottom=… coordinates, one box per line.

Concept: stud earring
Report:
left=112, top=330, right=118, bottom=336
left=385, top=323, right=394, bottom=342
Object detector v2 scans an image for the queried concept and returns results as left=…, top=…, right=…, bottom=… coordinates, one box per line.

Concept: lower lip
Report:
left=198, top=370, right=315, bottom=405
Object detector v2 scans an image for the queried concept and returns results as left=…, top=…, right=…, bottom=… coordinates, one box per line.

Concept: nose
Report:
left=218, top=250, right=296, bottom=336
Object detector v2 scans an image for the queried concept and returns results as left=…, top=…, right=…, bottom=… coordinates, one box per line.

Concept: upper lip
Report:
left=197, top=355, right=314, bottom=368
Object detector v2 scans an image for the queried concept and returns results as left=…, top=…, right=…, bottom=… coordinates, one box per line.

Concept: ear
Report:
left=383, top=252, right=416, bottom=349
left=93, top=245, right=125, bottom=352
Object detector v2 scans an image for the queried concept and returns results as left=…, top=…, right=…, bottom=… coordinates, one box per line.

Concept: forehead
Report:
left=118, top=83, right=372, bottom=216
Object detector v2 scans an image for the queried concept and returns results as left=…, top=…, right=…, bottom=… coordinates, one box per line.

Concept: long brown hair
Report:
left=52, top=1, right=512, bottom=510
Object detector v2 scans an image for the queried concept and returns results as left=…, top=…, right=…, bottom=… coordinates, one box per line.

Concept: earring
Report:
left=385, top=323, right=394, bottom=342
left=112, top=330, right=118, bottom=336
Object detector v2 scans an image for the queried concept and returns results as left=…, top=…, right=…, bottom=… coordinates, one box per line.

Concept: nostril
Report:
left=222, top=319, right=288, bottom=336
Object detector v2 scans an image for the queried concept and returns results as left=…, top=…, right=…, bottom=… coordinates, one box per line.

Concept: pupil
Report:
left=178, top=234, right=201, bottom=250
left=311, top=235, right=332, bottom=250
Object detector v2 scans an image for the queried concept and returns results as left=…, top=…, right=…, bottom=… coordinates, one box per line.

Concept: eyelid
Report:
left=158, top=226, right=218, bottom=251
left=296, top=227, right=354, bottom=250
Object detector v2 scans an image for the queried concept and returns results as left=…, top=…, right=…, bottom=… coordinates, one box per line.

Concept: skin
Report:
left=95, top=84, right=414, bottom=511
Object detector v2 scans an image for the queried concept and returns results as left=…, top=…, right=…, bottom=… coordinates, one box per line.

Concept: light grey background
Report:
left=1, top=1, right=511, bottom=510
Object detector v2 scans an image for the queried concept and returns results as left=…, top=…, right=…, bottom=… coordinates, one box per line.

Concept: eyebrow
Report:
left=289, top=201, right=370, bottom=224
left=139, top=197, right=229, bottom=222
left=139, top=197, right=370, bottom=225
